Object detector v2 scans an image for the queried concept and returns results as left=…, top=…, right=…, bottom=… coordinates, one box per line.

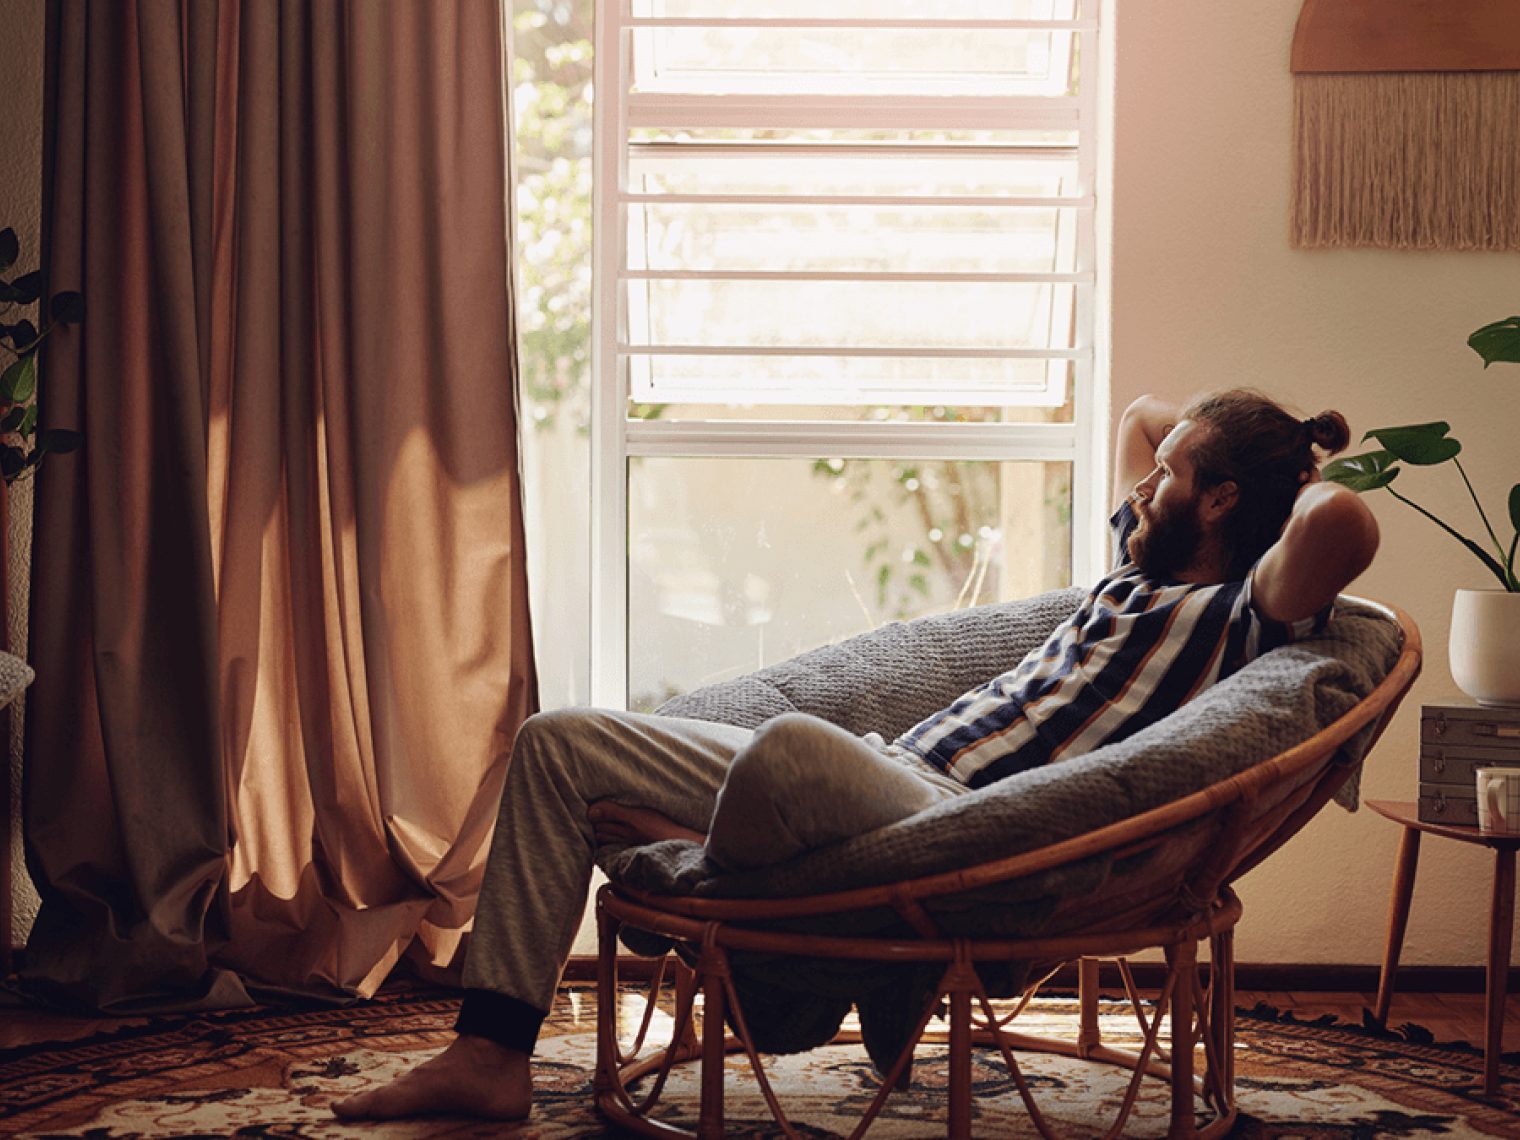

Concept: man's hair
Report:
left=1181, top=389, right=1351, bottom=579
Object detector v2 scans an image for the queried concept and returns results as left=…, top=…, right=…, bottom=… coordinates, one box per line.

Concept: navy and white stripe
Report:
left=895, top=501, right=1325, bottom=789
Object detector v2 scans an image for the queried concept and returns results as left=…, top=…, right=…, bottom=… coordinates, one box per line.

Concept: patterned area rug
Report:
left=2, top=983, right=1518, bottom=1137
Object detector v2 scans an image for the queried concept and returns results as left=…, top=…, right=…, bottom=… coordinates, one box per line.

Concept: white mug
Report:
left=1476, top=767, right=1520, bottom=835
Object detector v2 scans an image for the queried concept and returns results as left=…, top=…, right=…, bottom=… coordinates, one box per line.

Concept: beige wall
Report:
left=1111, top=0, right=1519, bottom=965
left=0, top=0, right=43, bottom=950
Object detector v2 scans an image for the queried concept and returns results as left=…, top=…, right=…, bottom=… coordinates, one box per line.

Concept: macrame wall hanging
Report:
left=1291, top=0, right=1520, bottom=250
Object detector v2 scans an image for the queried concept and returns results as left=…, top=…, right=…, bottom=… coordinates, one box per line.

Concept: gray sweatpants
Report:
left=462, top=708, right=965, bottom=1015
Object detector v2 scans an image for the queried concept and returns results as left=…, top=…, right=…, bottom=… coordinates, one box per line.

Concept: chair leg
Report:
left=698, top=943, right=728, bottom=1140
left=593, top=897, right=621, bottom=1097
left=946, top=959, right=975, bottom=1140
left=1078, top=956, right=1102, bottom=1058
left=1208, top=930, right=1235, bottom=1109
left=1167, top=940, right=1198, bottom=1139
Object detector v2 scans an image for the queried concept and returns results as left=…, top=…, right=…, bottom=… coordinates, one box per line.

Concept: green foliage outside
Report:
left=513, top=1, right=593, bottom=436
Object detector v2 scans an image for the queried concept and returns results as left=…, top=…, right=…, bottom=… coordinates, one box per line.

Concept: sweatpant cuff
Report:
left=454, top=988, right=547, bottom=1053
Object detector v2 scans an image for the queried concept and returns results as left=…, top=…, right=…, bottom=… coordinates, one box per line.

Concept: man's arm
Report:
left=1250, top=480, right=1379, bottom=625
left=1113, top=395, right=1181, bottom=510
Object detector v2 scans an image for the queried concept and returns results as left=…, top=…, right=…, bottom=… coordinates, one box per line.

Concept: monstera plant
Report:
left=1324, top=316, right=1520, bottom=705
left=1324, top=317, right=1520, bottom=591
left=0, top=226, right=83, bottom=483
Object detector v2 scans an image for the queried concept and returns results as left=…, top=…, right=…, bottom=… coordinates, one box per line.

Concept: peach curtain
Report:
left=23, top=0, right=537, bottom=1011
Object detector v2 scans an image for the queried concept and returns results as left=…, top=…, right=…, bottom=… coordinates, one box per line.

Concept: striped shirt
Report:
left=894, top=501, right=1326, bottom=789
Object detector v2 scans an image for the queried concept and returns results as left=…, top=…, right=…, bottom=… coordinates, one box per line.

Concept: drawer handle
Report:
left=1474, top=724, right=1520, bottom=739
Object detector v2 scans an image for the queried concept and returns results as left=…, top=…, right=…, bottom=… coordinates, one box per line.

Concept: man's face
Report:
left=1127, top=421, right=1207, bottom=580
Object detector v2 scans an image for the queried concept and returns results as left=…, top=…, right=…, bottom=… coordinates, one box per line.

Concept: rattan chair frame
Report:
left=593, top=601, right=1422, bottom=1139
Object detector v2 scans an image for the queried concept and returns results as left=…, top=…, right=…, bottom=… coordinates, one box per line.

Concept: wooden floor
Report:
left=2, top=987, right=1514, bottom=1052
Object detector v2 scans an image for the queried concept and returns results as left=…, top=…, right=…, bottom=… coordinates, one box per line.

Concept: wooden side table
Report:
left=1367, top=798, right=1519, bottom=1095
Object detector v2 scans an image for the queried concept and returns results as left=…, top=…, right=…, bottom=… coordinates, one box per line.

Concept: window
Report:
left=517, top=1, right=1105, bottom=711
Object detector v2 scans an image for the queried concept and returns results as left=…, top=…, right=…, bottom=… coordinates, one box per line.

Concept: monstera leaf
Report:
left=1362, top=423, right=1462, bottom=466
left=1323, top=449, right=1400, bottom=492
left=1469, top=317, right=1520, bottom=367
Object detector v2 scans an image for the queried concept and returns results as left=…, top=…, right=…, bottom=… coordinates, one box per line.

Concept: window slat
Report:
left=626, top=18, right=1097, bottom=31
left=619, top=345, right=1087, bottom=360
left=622, top=192, right=1092, bottom=209
left=627, top=94, right=1083, bottom=132
left=621, top=270, right=1094, bottom=284
left=625, top=419, right=1080, bottom=462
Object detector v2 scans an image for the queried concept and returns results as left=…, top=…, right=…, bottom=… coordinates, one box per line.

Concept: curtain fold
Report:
left=24, top=0, right=537, bottom=1011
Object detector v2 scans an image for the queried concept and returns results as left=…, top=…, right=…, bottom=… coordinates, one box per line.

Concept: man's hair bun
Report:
left=1307, top=411, right=1350, bottom=455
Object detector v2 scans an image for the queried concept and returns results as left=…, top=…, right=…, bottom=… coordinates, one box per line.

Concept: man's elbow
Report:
left=1298, top=485, right=1380, bottom=589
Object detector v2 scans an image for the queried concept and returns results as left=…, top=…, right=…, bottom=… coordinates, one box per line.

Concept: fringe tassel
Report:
left=1292, top=71, right=1520, bottom=251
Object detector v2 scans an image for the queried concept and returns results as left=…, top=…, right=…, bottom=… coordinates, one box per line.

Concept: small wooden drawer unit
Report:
left=1418, top=702, right=1520, bottom=825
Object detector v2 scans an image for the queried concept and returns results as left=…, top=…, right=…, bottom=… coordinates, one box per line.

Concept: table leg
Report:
left=1485, top=846, right=1515, bottom=1096
left=1373, top=826, right=1421, bottom=1027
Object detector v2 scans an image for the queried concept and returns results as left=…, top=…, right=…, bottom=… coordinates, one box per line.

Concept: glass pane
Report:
left=627, top=280, right=1074, bottom=362
left=628, top=202, right=1078, bottom=276
left=629, top=20, right=1082, bottom=98
left=627, top=457, right=1072, bottom=711
left=629, top=148, right=1080, bottom=204
left=513, top=0, right=595, bottom=708
left=626, top=352, right=1072, bottom=408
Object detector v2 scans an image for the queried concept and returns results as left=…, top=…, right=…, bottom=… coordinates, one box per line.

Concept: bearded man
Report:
left=334, top=388, right=1379, bottom=1124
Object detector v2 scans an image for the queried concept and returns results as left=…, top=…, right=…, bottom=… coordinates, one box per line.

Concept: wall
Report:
left=0, top=0, right=43, bottom=950
left=1111, top=0, right=1518, bottom=965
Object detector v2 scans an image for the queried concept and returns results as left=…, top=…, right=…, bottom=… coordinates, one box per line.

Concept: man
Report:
left=334, top=388, right=1379, bottom=1122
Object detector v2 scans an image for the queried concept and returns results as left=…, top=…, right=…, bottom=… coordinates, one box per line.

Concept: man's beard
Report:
left=1128, top=494, right=1203, bottom=581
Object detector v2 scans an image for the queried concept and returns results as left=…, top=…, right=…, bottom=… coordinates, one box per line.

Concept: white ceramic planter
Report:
left=1450, top=588, right=1520, bottom=707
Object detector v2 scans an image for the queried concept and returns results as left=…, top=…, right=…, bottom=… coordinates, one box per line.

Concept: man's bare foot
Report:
left=587, top=800, right=705, bottom=846
left=330, top=1034, right=530, bottom=1121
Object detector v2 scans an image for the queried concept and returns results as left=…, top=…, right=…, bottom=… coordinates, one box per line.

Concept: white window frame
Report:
left=591, top=2, right=1107, bottom=707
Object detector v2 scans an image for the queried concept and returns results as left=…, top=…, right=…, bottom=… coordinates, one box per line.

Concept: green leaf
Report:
left=0, top=406, right=26, bottom=433
left=9, top=270, right=41, bottom=305
left=19, top=405, right=37, bottom=437
left=1510, top=482, right=1520, bottom=535
left=1469, top=316, right=1520, bottom=367
left=0, top=355, right=34, bottom=403
left=0, top=229, right=16, bottom=272
left=0, top=446, right=26, bottom=480
left=1323, top=449, right=1401, bottom=492
left=49, top=291, right=84, bottom=323
left=1364, top=423, right=1461, bottom=465
left=8, top=319, right=36, bottom=351
left=37, top=427, right=82, bottom=454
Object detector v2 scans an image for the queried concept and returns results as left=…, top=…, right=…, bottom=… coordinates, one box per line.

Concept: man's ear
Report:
left=1199, top=480, right=1237, bottom=522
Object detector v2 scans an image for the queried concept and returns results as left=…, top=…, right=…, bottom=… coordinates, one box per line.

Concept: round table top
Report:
left=1366, top=798, right=1520, bottom=849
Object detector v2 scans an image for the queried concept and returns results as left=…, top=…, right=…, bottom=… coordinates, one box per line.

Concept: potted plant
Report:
left=0, top=226, right=83, bottom=482
left=0, top=226, right=83, bottom=702
left=1324, top=315, right=1520, bottom=706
